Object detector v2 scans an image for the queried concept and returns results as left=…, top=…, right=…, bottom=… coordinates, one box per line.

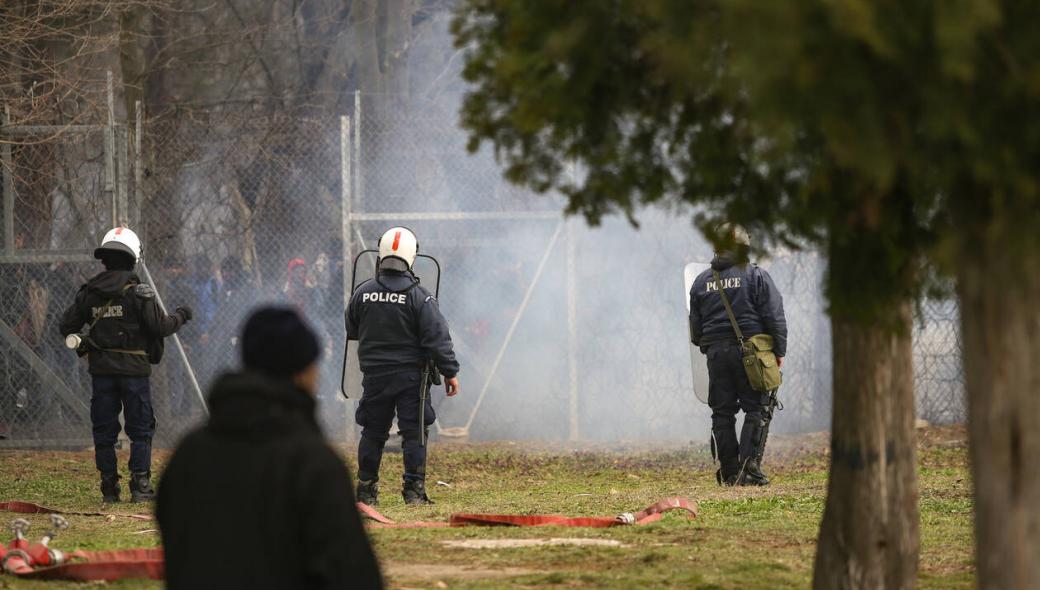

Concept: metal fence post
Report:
left=340, top=114, right=356, bottom=442
left=341, top=116, right=353, bottom=309
left=1, top=106, right=14, bottom=254
left=353, top=91, right=362, bottom=211
left=104, top=70, right=117, bottom=227
left=566, top=218, right=579, bottom=441
left=133, top=100, right=143, bottom=231
left=116, top=128, right=129, bottom=227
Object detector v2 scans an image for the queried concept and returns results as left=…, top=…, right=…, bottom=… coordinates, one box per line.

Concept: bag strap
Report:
left=88, top=298, right=116, bottom=330
left=89, top=283, right=135, bottom=327
left=712, top=269, right=744, bottom=345
left=85, top=283, right=136, bottom=351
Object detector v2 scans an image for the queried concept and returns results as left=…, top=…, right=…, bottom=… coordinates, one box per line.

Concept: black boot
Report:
left=717, top=458, right=741, bottom=486
left=129, top=471, right=155, bottom=502
left=711, top=425, right=741, bottom=486
left=738, top=411, right=772, bottom=486
left=402, top=479, right=433, bottom=505
left=100, top=473, right=121, bottom=503
left=737, top=457, right=770, bottom=486
left=357, top=479, right=379, bottom=506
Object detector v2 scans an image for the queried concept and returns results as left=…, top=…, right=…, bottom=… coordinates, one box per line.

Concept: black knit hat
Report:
left=241, top=307, right=321, bottom=377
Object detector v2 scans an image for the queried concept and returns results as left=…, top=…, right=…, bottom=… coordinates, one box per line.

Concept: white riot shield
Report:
left=340, top=251, right=441, bottom=400
left=684, top=262, right=711, bottom=404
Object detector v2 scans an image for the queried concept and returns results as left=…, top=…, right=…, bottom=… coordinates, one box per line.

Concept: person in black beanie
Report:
left=157, top=306, right=383, bottom=590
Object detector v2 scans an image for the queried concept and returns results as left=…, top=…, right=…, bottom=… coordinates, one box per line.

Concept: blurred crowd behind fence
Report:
left=0, top=90, right=967, bottom=449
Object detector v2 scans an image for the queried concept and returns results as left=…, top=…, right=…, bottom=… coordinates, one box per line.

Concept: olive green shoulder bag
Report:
left=712, top=270, right=782, bottom=392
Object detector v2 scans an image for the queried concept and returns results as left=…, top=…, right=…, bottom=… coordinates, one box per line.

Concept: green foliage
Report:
left=923, top=1, right=1040, bottom=274
left=453, top=0, right=1039, bottom=321
left=452, top=0, right=786, bottom=228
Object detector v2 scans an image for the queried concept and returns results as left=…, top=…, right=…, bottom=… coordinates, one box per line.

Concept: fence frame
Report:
left=0, top=73, right=129, bottom=447
left=344, top=92, right=582, bottom=440
left=0, top=87, right=967, bottom=447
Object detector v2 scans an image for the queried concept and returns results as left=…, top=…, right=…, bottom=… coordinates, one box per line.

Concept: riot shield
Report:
left=684, top=262, right=711, bottom=405
left=340, top=251, right=441, bottom=399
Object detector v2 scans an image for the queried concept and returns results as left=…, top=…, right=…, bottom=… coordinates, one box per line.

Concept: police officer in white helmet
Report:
left=346, top=227, right=460, bottom=505
left=59, top=227, right=192, bottom=502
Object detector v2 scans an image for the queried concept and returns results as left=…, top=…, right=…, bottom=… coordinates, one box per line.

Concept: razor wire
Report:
left=0, top=95, right=967, bottom=449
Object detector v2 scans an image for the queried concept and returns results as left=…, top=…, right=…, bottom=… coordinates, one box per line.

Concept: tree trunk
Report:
left=813, top=303, right=920, bottom=589
left=958, top=249, right=1040, bottom=589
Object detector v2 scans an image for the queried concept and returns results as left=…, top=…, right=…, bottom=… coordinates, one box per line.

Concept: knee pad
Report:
left=711, top=414, right=737, bottom=430
left=360, top=430, right=391, bottom=444
left=398, top=427, right=429, bottom=445
left=743, top=411, right=767, bottom=429
left=92, top=427, right=119, bottom=446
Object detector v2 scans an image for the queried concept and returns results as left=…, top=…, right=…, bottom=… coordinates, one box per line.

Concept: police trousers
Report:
left=706, top=342, right=770, bottom=460
left=355, top=369, right=435, bottom=484
left=90, top=375, right=156, bottom=475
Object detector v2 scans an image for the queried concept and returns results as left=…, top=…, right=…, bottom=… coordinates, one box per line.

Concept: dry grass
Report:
left=0, top=426, right=974, bottom=589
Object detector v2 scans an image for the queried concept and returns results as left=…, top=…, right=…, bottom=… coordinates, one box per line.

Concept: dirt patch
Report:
left=917, top=423, right=968, bottom=447
left=385, top=563, right=541, bottom=582
left=442, top=537, right=626, bottom=549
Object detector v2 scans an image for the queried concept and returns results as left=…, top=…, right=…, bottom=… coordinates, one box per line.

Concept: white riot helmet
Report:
left=378, top=227, right=419, bottom=270
left=93, top=226, right=142, bottom=264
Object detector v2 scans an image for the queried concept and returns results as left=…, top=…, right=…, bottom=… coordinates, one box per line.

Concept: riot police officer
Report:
left=59, top=227, right=191, bottom=502
left=346, top=227, right=460, bottom=505
left=689, top=224, right=787, bottom=486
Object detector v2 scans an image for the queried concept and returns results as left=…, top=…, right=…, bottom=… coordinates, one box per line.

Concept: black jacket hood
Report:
left=85, top=270, right=138, bottom=297
left=206, top=371, right=319, bottom=440
left=711, top=253, right=747, bottom=271
left=375, top=268, right=421, bottom=293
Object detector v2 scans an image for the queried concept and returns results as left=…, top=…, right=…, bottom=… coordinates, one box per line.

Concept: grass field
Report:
left=0, top=426, right=974, bottom=589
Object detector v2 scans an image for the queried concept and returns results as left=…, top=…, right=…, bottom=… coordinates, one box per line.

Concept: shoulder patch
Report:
left=134, top=284, right=156, bottom=299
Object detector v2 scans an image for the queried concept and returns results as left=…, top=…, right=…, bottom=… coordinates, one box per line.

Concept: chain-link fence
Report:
left=0, top=92, right=967, bottom=448
left=0, top=116, right=123, bottom=448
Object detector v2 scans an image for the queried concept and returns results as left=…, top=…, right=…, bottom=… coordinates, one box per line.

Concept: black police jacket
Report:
left=58, top=270, right=184, bottom=376
left=689, top=254, right=788, bottom=357
left=157, top=371, right=383, bottom=590
left=346, top=269, right=460, bottom=378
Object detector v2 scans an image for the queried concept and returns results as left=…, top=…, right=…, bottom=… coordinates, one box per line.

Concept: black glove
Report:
left=175, top=306, right=193, bottom=322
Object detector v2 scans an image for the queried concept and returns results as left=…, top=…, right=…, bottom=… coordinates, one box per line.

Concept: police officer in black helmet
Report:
left=690, top=224, right=787, bottom=486
left=59, top=227, right=191, bottom=502
left=346, top=227, right=460, bottom=505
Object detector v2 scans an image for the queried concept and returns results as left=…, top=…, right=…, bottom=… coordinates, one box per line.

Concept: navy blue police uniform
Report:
left=689, top=253, right=787, bottom=482
left=346, top=269, right=459, bottom=490
left=59, top=270, right=187, bottom=492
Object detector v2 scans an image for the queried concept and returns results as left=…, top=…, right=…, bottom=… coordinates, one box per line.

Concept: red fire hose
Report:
left=3, top=497, right=696, bottom=581
left=358, top=496, right=698, bottom=529
left=0, top=502, right=162, bottom=581
left=0, top=501, right=152, bottom=521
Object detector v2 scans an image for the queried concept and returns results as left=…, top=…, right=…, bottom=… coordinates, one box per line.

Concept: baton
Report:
left=419, top=360, right=431, bottom=447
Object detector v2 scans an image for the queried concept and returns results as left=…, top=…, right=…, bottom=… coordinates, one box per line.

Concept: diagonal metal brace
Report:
left=0, top=319, right=91, bottom=425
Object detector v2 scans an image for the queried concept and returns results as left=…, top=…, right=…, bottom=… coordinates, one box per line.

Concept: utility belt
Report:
left=700, top=336, right=741, bottom=349
left=74, top=335, right=149, bottom=358
left=80, top=337, right=157, bottom=362
left=363, top=363, right=427, bottom=379
left=364, top=362, right=442, bottom=386
left=94, top=347, right=148, bottom=357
